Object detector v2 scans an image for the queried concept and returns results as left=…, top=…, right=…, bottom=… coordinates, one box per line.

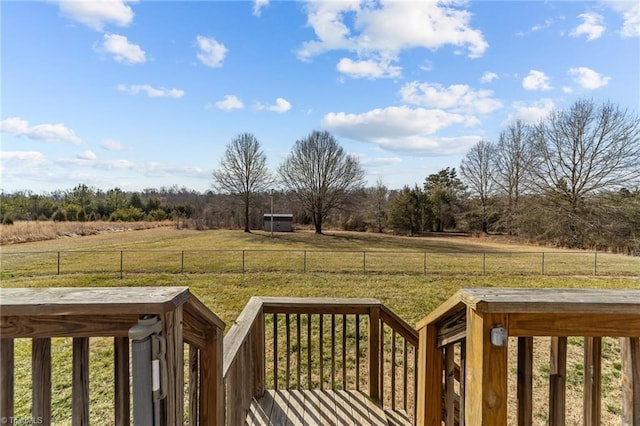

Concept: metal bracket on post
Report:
left=129, top=315, right=167, bottom=426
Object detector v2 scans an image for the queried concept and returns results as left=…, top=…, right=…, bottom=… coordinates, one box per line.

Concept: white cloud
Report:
left=101, top=139, right=124, bottom=151
left=604, top=1, right=640, bottom=37
left=531, top=18, right=555, bottom=32
left=0, top=150, right=47, bottom=166
left=297, top=1, right=487, bottom=79
left=322, top=106, right=480, bottom=155
left=504, top=99, right=555, bottom=126
left=100, top=160, right=135, bottom=170
left=253, top=0, right=269, bottom=17
left=56, top=0, right=135, bottom=31
left=353, top=154, right=402, bottom=167
left=481, top=71, right=499, bottom=84
left=570, top=12, right=606, bottom=41
left=568, top=67, right=611, bottom=90
left=78, top=150, right=97, bottom=161
left=117, top=84, right=184, bottom=98
left=196, top=36, right=227, bottom=68
left=399, top=82, right=502, bottom=114
left=1, top=117, right=81, bottom=145
left=98, top=34, right=146, bottom=64
left=215, top=95, right=244, bottom=111
left=336, top=58, right=402, bottom=79
left=266, top=98, right=292, bottom=113
left=144, top=163, right=208, bottom=178
left=522, top=70, right=552, bottom=91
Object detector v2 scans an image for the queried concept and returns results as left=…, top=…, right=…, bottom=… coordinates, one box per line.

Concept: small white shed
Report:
left=263, top=214, right=294, bottom=232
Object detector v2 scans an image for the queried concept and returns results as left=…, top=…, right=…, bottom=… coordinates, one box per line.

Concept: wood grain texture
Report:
left=72, top=337, right=89, bottom=426
left=622, top=337, right=640, bottom=426
left=0, top=286, right=191, bottom=316
left=465, top=308, right=508, bottom=426
left=0, top=338, right=14, bottom=420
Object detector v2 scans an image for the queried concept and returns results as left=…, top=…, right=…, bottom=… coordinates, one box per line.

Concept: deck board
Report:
left=247, top=390, right=411, bottom=425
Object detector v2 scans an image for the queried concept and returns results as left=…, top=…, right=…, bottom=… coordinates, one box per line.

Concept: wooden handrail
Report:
left=0, top=287, right=225, bottom=426
left=416, top=288, right=640, bottom=426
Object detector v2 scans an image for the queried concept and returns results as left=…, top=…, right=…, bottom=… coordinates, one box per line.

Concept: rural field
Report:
left=1, top=224, right=638, bottom=425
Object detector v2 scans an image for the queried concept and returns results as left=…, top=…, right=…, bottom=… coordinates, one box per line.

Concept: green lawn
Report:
left=2, top=228, right=638, bottom=424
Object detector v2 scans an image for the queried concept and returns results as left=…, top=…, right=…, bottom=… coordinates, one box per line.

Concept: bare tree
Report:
left=531, top=99, right=640, bottom=247
left=460, top=140, right=496, bottom=233
left=494, top=120, right=535, bottom=235
left=212, top=133, right=273, bottom=232
left=278, top=130, right=365, bottom=234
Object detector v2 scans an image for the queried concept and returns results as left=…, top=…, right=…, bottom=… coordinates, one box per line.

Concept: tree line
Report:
left=1, top=99, right=638, bottom=254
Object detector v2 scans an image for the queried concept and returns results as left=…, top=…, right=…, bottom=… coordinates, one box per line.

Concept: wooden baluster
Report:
left=355, top=315, right=361, bottom=392
left=621, top=337, right=640, bottom=426
left=403, top=339, right=408, bottom=412
left=286, top=313, right=291, bottom=389
left=342, top=314, right=347, bottom=390
left=392, top=329, right=399, bottom=411
left=296, top=314, right=301, bottom=390
left=32, top=338, right=51, bottom=426
left=584, top=337, right=602, bottom=426
left=114, top=337, right=130, bottom=426
left=188, top=345, right=199, bottom=426
left=380, top=319, right=385, bottom=406
left=307, top=314, right=312, bottom=389
left=460, top=341, right=466, bottom=426
left=273, top=313, right=278, bottom=390
left=319, top=314, right=324, bottom=391
left=444, top=344, right=455, bottom=426
left=0, top=338, right=14, bottom=421
left=517, top=337, right=533, bottom=426
left=549, top=336, right=567, bottom=426
left=369, top=307, right=380, bottom=401
left=331, top=314, right=336, bottom=390
left=72, top=337, right=90, bottom=426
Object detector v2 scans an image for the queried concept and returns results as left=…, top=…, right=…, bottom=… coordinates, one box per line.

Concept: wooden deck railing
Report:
left=0, top=287, right=225, bottom=426
left=222, top=296, right=419, bottom=425
left=415, top=288, right=640, bottom=426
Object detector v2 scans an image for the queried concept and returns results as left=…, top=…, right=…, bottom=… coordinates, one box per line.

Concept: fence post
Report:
left=542, top=252, right=545, bottom=275
left=363, top=251, right=366, bottom=274
left=423, top=252, right=427, bottom=275
left=120, top=251, right=124, bottom=279
left=483, top=252, right=486, bottom=275
left=181, top=251, right=184, bottom=274
left=57, top=251, right=61, bottom=275
left=594, top=252, right=598, bottom=276
left=242, top=250, right=245, bottom=273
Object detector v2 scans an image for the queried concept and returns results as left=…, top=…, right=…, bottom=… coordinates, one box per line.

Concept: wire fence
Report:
left=1, top=249, right=638, bottom=278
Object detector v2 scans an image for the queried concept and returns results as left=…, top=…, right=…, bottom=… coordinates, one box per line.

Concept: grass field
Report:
left=1, top=227, right=638, bottom=425
left=2, top=226, right=639, bottom=278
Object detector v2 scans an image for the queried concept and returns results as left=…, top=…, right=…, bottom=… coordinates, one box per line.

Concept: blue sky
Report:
left=1, top=0, right=639, bottom=194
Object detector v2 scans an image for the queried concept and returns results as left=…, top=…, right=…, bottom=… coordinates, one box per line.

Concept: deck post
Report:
left=200, top=326, right=224, bottom=426
left=465, top=307, right=508, bottom=426
left=416, top=323, right=442, bottom=426
left=162, top=307, right=184, bottom=425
